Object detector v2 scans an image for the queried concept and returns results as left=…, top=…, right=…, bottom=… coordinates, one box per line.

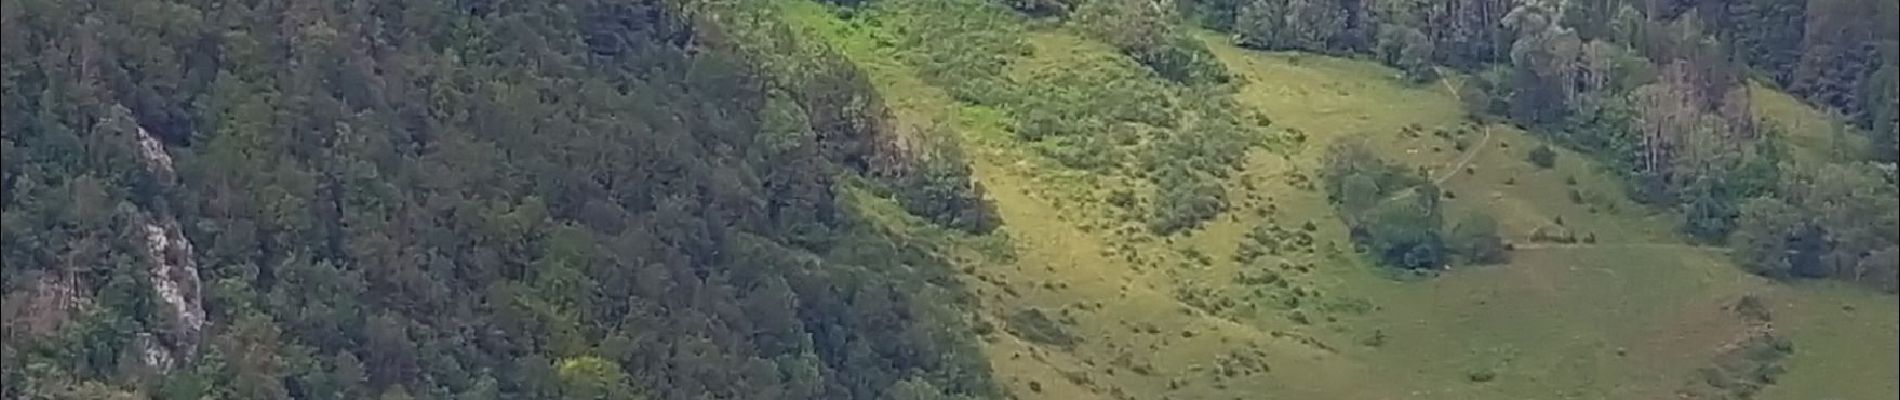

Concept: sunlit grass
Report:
left=1751, top=82, right=1871, bottom=165
left=783, top=2, right=1897, bottom=399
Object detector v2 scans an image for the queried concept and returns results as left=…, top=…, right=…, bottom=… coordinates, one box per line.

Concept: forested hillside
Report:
left=0, top=0, right=1001, bottom=398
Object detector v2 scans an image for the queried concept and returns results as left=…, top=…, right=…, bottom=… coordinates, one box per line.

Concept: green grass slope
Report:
left=779, top=2, right=1898, bottom=399
left=1750, top=82, right=1873, bottom=166
left=1193, top=36, right=1756, bottom=400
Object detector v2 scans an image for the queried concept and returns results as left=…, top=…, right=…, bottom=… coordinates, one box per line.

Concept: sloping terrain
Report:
left=3, top=0, right=1891, bottom=399
left=779, top=1, right=1898, bottom=399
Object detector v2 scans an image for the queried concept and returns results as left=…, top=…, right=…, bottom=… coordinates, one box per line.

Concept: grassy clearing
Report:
left=782, top=2, right=1896, bottom=399
left=1194, top=34, right=1745, bottom=399
left=1203, top=35, right=1896, bottom=400
left=1750, top=82, right=1871, bottom=165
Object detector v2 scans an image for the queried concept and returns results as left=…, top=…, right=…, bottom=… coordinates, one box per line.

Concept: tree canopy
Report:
left=0, top=0, right=1002, bottom=398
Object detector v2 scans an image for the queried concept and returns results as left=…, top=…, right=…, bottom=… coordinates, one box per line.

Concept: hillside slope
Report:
left=778, top=1, right=1898, bottom=399
left=3, top=0, right=1891, bottom=399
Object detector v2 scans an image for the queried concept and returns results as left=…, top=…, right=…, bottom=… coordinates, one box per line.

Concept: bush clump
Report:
left=1320, top=141, right=1506, bottom=270
left=1007, top=308, right=1081, bottom=348
left=1528, top=144, right=1557, bottom=169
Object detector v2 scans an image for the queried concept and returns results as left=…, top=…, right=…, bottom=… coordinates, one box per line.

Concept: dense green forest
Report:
left=0, top=0, right=1002, bottom=398
left=2, top=0, right=1895, bottom=399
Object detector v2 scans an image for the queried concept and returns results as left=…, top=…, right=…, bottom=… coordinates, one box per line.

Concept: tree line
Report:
left=1178, top=0, right=1896, bottom=164
left=1176, top=0, right=1897, bottom=291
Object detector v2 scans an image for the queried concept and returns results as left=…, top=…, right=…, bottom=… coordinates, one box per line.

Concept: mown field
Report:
left=779, top=1, right=1898, bottom=399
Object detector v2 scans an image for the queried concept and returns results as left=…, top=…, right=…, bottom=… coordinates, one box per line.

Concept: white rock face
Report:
left=134, top=124, right=174, bottom=175
left=117, top=106, right=203, bottom=370
left=111, top=105, right=175, bottom=176
left=142, top=221, right=205, bottom=339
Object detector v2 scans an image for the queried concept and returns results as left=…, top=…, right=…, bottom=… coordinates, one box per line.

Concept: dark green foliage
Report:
left=1148, top=166, right=1229, bottom=235
left=1501, top=4, right=1593, bottom=129
left=1319, top=141, right=1504, bottom=270
left=1730, top=163, right=1899, bottom=290
left=1, top=0, right=1002, bottom=399
left=1448, top=213, right=1507, bottom=264
left=1783, top=0, right=1899, bottom=150
left=1106, top=189, right=1137, bottom=208
left=1183, top=0, right=1247, bottom=30
left=1678, top=175, right=1748, bottom=243
left=1466, top=369, right=1497, bottom=383
left=1194, top=0, right=1508, bottom=67
left=1142, top=99, right=1263, bottom=235
left=1359, top=195, right=1448, bottom=269
left=1320, top=142, right=1423, bottom=211
left=1688, top=332, right=1795, bottom=399
left=896, top=127, right=1001, bottom=234
left=1139, top=35, right=1235, bottom=85
left=1456, top=78, right=1499, bottom=121
left=1726, top=0, right=1808, bottom=84
left=1376, top=24, right=1438, bottom=83
left=1005, top=53, right=1175, bottom=171
left=882, top=0, right=1032, bottom=105
left=1230, top=0, right=1375, bottom=55
left=1861, top=64, right=1900, bottom=162
left=1000, top=0, right=1080, bottom=17
left=1527, top=144, right=1557, bottom=169
left=1075, top=0, right=1232, bottom=85
left=1005, top=309, right=1080, bottom=347
left=1733, top=295, right=1773, bottom=323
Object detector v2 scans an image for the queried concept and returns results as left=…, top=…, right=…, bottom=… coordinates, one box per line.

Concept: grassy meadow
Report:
left=779, top=1, right=1898, bottom=399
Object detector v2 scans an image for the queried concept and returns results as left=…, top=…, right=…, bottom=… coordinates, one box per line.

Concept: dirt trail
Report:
left=1428, top=69, right=1489, bottom=186
left=1510, top=242, right=1732, bottom=252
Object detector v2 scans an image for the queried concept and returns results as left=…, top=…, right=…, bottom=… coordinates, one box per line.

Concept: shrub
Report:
left=1359, top=196, right=1447, bottom=269
left=1125, top=34, right=1232, bottom=85
left=1007, top=309, right=1080, bottom=347
left=1449, top=212, right=1507, bottom=264
left=1148, top=170, right=1227, bottom=235
left=896, top=127, right=1000, bottom=233
left=1467, top=370, right=1497, bottom=383
left=1733, top=295, right=1772, bottom=322
left=1287, top=310, right=1311, bottom=324
left=1107, top=189, right=1137, bottom=208
left=1039, top=134, right=1114, bottom=170
left=1359, top=329, right=1388, bottom=347
left=1528, top=144, right=1557, bottom=169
